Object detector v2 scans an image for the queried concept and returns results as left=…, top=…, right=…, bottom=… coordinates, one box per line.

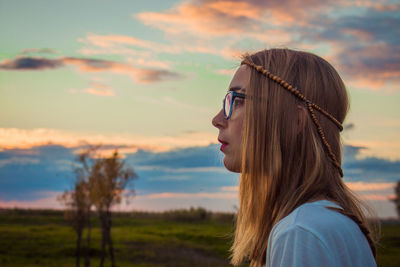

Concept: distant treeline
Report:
left=2, top=207, right=398, bottom=225
left=0, top=207, right=236, bottom=223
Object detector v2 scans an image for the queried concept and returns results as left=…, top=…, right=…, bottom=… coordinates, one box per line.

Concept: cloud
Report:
left=69, top=81, right=115, bottom=96
left=0, top=188, right=239, bottom=212
left=137, top=190, right=236, bottom=200
left=0, top=157, right=39, bottom=167
left=134, top=0, right=335, bottom=37
left=346, top=181, right=396, bottom=192
left=307, top=7, right=400, bottom=92
left=340, top=1, right=400, bottom=12
left=0, top=142, right=398, bottom=217
left=136, top=166, right=226, bottom=173
left=135, top=1, right=263, bottom=37
left=126, top=58, right=172, bottom=69
left=216, top=68, right=236, bottom=76
left=219, top=182, right=396, bottom=203
left=347, top=140, right=400, bottom=160
left=221, top=185, right=238, bottom=192
left=0, top=128, right=216, bottom=152
left=132, top=0, right=297, bottom=60
left=132, top=0, right=400, bottom=91
left=343, top=145, right=400, bottom=183
left=0, top=191, right=64, bottom=210
left=78, top=32, right=223, bottom=60
left=63, top=57, right=184, bottom=83
left=0, top=56, right=184, bottom=83
left=19, top=48, right=60, bottom=55
left=78, top=33, right=181, bottom=54
left=0, top=57, right=63, bottom=70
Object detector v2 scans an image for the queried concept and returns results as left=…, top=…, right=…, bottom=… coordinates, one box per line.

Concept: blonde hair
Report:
left=230, top=48, right=377, bottom=266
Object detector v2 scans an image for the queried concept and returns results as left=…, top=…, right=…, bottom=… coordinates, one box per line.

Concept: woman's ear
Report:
left=296, top=105, right=307, bottom=134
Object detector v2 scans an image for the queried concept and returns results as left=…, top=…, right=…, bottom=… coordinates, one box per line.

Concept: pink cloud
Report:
left=1, top=187, right=396, bottom=217
left=347, top=140, right=400, bottom=160
left=359, top=194, right=396, bottom=201
left=63, top=57, right=183, bottom=83
left=0, top=189, right=238, bottom=212
left=341, top=28, right=374, bottom=42
left=321, top=40, right=400, bottom=92
left=0, top=128, right=216, bottom=152
left=341, top=1, right=400, bottom=11
left=78, top=33, right=223, bottom=58
left=0, top=56, right=183, bottom=84
left=216, top=68, right=236, bottom=76
left=132, top=0, right=399, bottom=93
left=69, top=81, right=115, bottom=96
left=136, top=1, right=260, bottom=36
left=135, top=0, right=337, bottom=38
left=346, top=182, right=396, bottom=191
left=138, top=191, right=237, bottom=200
left=0, top=191, right=63, bottom=210
left=79, top=33, right=180, bottom=54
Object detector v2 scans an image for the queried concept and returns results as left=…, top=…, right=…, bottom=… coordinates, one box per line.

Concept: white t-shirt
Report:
left=266, top=200, right=376, bottom=267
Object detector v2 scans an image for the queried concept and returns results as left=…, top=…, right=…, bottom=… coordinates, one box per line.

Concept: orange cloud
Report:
left=79, top=33, right=180, bottom=54
left=69, top=81, right=115, bottom=96
left=358, top=194, right=396, bottom=201
left=220, top=185, right=238, bottom=192
left=0, top=128, right=217, bottom=153
left=64, top=57, right=175, bottom=83
left=346, top=182, right=396, bottom=191
left=138, top=191, right=237, bottom=200
left=0, top=56, right=183, bottom=84
left=341, top=28, right=374, bottom=42
left=135, top=1, right=267, bottom=37
left=342, top=1, right=400, bottom=11
left=346, top=140, right=400, bottom=160
left=216, top=68, right=236, bottom=76
left=207, top=1, right=262, bottom=18
left=0, top=191, right=63, bottom=210
left=78, top=33, right=222, bottom=58
left=135, top=0, right=333, bottom=38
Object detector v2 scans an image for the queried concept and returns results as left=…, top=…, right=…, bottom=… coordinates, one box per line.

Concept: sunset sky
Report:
left=0, top=0, right=399, bottom=217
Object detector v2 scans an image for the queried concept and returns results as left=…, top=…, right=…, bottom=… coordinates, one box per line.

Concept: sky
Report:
left=0, top=0, right=399, bottom=218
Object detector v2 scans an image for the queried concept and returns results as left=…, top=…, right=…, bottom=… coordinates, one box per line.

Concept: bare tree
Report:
left=58, top=176, right=90, bottom=267
left=75, top=146, right=101, bottom=267
left=392, top=180, right=400, bottom=218
left=90, top=150, right=137, bottom=267
left=60, top=146, right=137, bottom=267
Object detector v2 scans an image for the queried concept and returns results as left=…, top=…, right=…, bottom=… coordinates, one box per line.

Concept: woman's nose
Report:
left=212, top=109, right=226, bottom=129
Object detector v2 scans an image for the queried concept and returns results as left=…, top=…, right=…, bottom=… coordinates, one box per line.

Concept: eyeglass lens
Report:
left=224, top=92, right=232, bottom=118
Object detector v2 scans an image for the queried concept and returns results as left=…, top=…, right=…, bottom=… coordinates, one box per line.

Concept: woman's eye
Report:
left=234, top=98, right=244, bottom=107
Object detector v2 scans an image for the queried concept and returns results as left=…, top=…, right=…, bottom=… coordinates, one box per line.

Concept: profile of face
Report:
left=212, top=65, right=250, bottom=173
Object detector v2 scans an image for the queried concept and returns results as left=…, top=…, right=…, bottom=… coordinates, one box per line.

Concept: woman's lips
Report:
left=218, top=138, right=228, bottom=151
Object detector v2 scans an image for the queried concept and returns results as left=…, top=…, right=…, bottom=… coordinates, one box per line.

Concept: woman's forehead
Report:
left=229, top=65, right=250, bottom=92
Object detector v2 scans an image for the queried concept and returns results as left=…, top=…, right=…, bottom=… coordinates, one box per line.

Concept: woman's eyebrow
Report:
left=229, top=86, right=245, bottom=92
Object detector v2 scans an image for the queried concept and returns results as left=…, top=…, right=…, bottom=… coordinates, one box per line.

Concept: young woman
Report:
left=212, top=49, right=377, bottom=267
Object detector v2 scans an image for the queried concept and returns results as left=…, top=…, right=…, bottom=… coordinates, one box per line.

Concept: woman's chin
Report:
left=223, top=157, right=241, bottom=173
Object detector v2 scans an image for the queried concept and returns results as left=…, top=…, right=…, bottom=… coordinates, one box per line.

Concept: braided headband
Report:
left=241, top=59, right=344, bottom=177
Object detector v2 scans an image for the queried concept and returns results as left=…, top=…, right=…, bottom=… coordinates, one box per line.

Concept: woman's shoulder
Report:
left=270, top=200, right=359, bottom=242
left=266, top=200, right=377, bottom=267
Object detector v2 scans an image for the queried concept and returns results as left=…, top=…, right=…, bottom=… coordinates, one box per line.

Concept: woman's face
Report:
left=212, top=65, right=250, bottom=173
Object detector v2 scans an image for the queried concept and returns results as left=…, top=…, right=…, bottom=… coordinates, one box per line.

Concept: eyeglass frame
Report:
left=223, top=90, right=246, bottom=119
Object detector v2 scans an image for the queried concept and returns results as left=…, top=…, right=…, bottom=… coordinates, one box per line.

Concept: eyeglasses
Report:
left=223, top=91, right=246, bottom=119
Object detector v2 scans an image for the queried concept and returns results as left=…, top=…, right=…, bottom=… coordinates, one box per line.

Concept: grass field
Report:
left=0, top=208, right=399, bottom=267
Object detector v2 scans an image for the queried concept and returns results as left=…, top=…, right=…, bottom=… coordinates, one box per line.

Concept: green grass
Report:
left=0, top=209, right=399, bottom=267
left=376, top=222, right=400, bottom=267
left=0, top=209, right=238, bottom=267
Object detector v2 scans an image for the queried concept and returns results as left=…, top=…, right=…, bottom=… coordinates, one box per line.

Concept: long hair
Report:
left=230, top=48, right=377, bottom=266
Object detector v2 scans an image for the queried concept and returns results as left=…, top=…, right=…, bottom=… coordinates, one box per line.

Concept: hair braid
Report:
left=306, top=102, right=344, bottom=177
left=241, top=59, right=344, bottom=177
left=326, top=207, right=377, bottom=258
